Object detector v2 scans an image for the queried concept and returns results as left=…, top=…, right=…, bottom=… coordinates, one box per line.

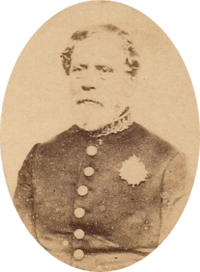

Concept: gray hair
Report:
left=60, top=24, right=139, bottom=78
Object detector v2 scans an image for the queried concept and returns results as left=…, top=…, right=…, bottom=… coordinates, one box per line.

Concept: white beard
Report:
left=71, top=103, right=121, bottom=131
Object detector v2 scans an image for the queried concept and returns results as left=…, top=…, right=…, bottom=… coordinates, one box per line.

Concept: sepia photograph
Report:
left=0, top=1, right=199, bottom=272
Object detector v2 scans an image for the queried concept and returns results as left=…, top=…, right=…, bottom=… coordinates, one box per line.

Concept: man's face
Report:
left=69, top=32, right=134, bottom=131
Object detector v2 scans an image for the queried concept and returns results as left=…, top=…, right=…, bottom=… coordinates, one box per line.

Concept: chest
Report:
left=32, top=140, right=164, bottom=232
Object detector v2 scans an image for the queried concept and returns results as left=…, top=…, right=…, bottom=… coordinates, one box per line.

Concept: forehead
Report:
left=71, top=32, right=126, bottom=66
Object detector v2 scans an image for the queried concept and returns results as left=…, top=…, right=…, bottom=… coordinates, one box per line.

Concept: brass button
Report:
left=84, top=167, right=94, bottom=177
left=74, top=229, right=85, bottom=239
left=86, top=146, right=97, bottom=156
left=77, top=185, right=88, bottom=196
left=74, top=208, right=85, bottom=218
left=73, top=249, right=84, bottom=260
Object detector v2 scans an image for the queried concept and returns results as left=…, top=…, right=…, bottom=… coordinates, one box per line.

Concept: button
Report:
left=74, top=229, right=85, bottom=239
left=74, top=208, right=85, bottom=218
left=63, top=240, right=69, bottom=246
left=73, top=249, right=84, bottom=260
left=86, top=146, right=97, bottom=156
left=77, top=185, right=88, bottom=196
left=84, top=167, right=94, bottom=177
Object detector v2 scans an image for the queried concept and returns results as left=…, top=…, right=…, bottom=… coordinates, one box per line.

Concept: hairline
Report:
left=61, top=24, right=140, bottom=77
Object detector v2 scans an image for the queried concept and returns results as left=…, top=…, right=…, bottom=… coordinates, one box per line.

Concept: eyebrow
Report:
left=95, top=65, right=113, bottom=71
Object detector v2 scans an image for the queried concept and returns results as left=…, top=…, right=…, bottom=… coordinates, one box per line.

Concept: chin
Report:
left=75, top=113, right=108, bottom=131
left=72, top=105, right=118, bottom=131
left=77, top=122, right=101, bottom=131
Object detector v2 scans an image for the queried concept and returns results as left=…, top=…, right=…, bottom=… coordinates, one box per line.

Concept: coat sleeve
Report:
left=159, top=152, right=189, bottom=244
left=13, top=144, right=39, bottom=240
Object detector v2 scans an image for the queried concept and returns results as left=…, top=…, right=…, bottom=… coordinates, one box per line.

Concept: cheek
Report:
left=104, top=78, right=129, bottom=108
left=115, top=76, right=132, bottom=97
left=69, top=78, right=81, bottom=95
left=106, top=78, right=123, bottom=97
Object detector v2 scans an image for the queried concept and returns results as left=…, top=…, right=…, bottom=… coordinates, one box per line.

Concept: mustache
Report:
left=77, top=99, right=103, bottom=107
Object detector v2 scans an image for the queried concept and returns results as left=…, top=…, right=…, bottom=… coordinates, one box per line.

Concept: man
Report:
left=14, top=24, right=187, bottom=271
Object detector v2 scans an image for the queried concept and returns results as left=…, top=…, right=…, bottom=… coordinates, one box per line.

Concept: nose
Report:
left=82, top=86, right=95, bottom=91
left=80, top=67, right=96, bottom=91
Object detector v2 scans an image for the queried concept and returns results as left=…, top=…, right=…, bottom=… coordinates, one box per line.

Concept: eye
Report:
left=72, top=67, right=82, bottom=72
left=96, top=66, right=113, bottom=73
left=72, top=65, right=87, bottom=73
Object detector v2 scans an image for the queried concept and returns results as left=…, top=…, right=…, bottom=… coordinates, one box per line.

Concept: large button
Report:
left=84, top=167, right=94, bottom=177
left=74, top=208, right=85, bottom=218
left=77, top=185, right=88, bottom=196
left=86, top=146, right=97, bottom=156
left=73, top=249, right=84, bottom=260
left=74, top=229, right=85, bottom=239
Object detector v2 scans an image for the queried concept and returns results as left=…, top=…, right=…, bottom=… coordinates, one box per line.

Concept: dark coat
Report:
left=14, top=122, right=187, bottom=270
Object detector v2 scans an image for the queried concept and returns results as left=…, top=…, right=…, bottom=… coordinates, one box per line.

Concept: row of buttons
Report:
left=73, top=146, right=97, bottom=260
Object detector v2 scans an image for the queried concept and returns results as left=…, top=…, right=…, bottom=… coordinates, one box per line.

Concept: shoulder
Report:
left=123, top=122, right=180, bottom=165
left=134, top=124, right=187, bottom=188
left=127, top=124, right=188, bottom=198
left=34, top=125, right=80, bottom=156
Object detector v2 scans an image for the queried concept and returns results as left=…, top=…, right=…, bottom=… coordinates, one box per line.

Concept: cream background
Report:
left=1, top=0, right=199, bottom=198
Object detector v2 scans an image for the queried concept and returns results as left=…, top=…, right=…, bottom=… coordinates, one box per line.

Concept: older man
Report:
left=14, top=24, right=187, bottom=271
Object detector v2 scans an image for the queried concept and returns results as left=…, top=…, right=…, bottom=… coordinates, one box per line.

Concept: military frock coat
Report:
left=14, top=122, right=187, bottom=271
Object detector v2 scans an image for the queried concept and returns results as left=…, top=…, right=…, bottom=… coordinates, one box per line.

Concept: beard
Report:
left=70, top=102, right=121, bottom=131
